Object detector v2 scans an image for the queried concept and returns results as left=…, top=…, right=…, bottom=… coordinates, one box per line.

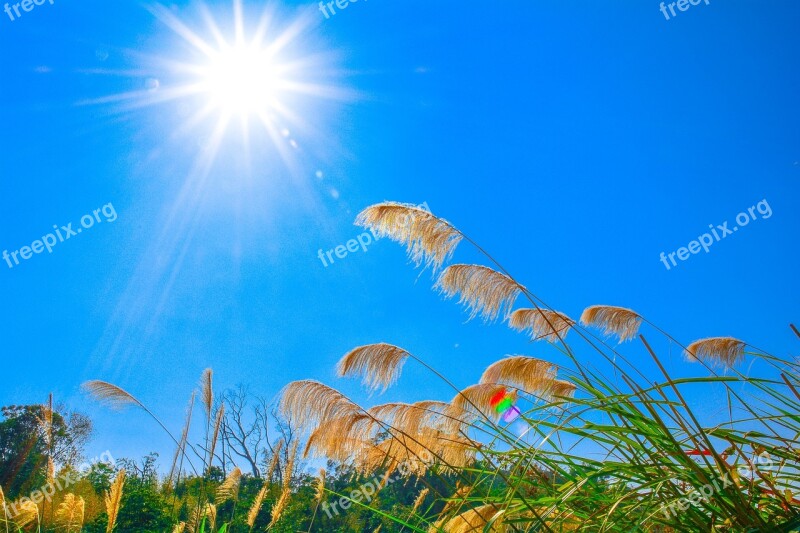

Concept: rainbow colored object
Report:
left=489, top=388, right=521, bottom=423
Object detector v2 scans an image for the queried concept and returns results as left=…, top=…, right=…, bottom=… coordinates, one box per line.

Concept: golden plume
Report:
left=0, top=485, right=8, bottom=527
left=509, top=309, right=575, bottom=342
left=200, top=369, right=213, bottom=419
left=283, top=440, right=298, bottom=491
left=436, top=264, right=522, bottom=322
left=448, top=383, right=512, bottom=425
left=55, top=493, right=85, bottom=533
left=337, top=343, right=411, bottom=392
left=38, top=393, right=54, bottom=449
left=168, top=391, right=195, bottom=486
left=355, top=428, right=474, bottom=477
left=411, top=487, right=430, bottom=513
left=172, top=522, right=186, bottom=533
left=541, top=379, right=578, bottom=399
left=314, top=469, right=326, bottom=504
left=368, top=401, right=450, bottom=436
left=685, top=337, right=746, bottom=367
left=8, top=498, right=39, bottom=529
left=265, top=439, right=284, bottom=481
left=215, top=467, right=242, bottom=505
left=434, top=504, right=505, bottom=533
left=278, top=380, right=360, bottom=429
left=580, top=305, right=641, bottom=342
left=205, top=503, right=217, bottom=531
left=81, top=380, right=143, bottom=410
left=304, top=413, right=373, bottom=462
left=268, top=489, right=290, bottom=529
left=104, top=469, right=125, bottom=533
left=440, top=483, right=471, bottom=516
left=480, top=356, right=556, bottom=395
left=247, top=483, right=268, bottom=528
left=47, top=456, right=56, bottom=486
left=187, top=506, right=204, bottom=533
left=269, top=440, right=297, bottom=530
left=355, top=201, right=462, bottom=271
left=207, top=405, right=225, bottom=472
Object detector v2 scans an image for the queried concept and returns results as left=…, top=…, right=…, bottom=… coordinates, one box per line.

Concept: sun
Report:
left=90, top=0, right=354, bottom=166
left=199, top=44, right=281, bottom=117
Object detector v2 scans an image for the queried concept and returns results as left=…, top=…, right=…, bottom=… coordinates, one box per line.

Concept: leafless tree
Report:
left=219, top=386, right=302, bottom=481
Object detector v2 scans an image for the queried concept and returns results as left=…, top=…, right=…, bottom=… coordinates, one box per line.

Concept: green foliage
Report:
left=0, top=403, right=91, bottom=499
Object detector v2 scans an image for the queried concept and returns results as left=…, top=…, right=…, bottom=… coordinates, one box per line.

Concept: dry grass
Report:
left=509, top=308, right=575, bottom=342
left=433, top=504, right=505, bottom=532
left=104, top=469, right=125, bottom=533
left=337, top=343, right=411, bottom=392
left=303, top=412, right=374, bottom=461
left=368, top=401, right=450, bottom=435
left=265, top=439, right=284, bottom=481
left=168, top=392, right=195, bottom=485
left=200, top=369, right=213, bottom=418
left=247, top=484, right=268, bottom=528
left=204, top=503, right=217, bottom=531
left=412, top=487, right=430, bottom=513
left=55, top=493, right=85, bottom=533
left=81, top=381, right=142, bottom=410
left=355, top=201, right=462, bottom=272
left=278, top=380, right=360, bottom=429
left=540, top=379, right=577, bottom=399
left=580, top=305, right=642, bottom=342
left=685, top=336, right=746, bottom=368
left=479, top=355, right=556, bottom=395
left=436, top=264, right=523, bottom=322
left=268, top=442, right=298, bottom=529
left=8, top=499, right=39, bottom=529
left=215, top=467, right=242, bottom=505
left=314, top=469, right=326, bottom=504
left=208, top=405, right=224, bottom=471
left=448, top=383, right=514, bottom=425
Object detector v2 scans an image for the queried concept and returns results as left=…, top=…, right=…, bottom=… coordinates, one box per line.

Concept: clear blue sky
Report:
left=1, top=0, right=798, bottom=466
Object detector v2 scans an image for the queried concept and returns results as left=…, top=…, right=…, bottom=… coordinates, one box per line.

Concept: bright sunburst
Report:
left=83, top=1, right=350, bottom=169
left=199, top=43, right=281, bottom=117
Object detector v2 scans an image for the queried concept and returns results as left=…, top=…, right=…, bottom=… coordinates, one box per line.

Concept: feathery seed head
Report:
left=337, top=343, right=411, bottom=393
left=278, top=380, right=360, bottom=430
left=435, top=504, right=505, bottom=533
left=82, top=380, right=143, bottom=410
left=356, top=202, right=462, bottom=272
left=480, top=356, right=557, bottom=395
left=509, top=309, right=575, bottom=342
left=55, top=493, right=85, bottom=532
left=436, top=264, right=522, bottom=322
left=200, top=369, right=213, bottom=417
left=247, top=483, right=269, bottom=528
left=105, top=469, right=125, bottom=533
left=314, top=469, right=326, bottom=503
left=685, top=337, right=746, bottom=368
left=580, top=305, right=642, bottom=342
left=215, top=467, right=242, bottom=505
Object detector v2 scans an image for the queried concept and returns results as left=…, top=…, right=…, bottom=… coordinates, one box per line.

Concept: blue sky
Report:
left=0, top=0, right=798, bottom=466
